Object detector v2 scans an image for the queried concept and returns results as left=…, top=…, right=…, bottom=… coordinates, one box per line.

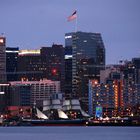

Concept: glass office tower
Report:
left=6, top=47, right=19, bottom=81
left=65, top=32, right=105, bottom=110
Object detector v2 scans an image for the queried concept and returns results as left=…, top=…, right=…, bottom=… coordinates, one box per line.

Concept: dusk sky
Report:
left=0, top=0, right=140, bottom=64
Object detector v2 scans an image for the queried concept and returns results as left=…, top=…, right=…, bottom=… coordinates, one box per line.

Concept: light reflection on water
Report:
left=0, top=127, right=140, bottom=140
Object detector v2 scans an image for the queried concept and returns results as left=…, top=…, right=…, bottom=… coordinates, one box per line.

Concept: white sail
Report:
left=43, top=99, right=51, bottom=111
left=43, top=99, right=51, bottom=106
left=71, top=99, right=80, bottom=105
left=80, top=109, right=90, bottom=117
left=43, top=106, right=51, bottom=111
left=52, top=99, right=62, bottom=109
left=36, top=108, right=48, bottom=119
left=71, top=99, right=81, bottom=110
left=63, top=100, right=71, bottom=110
left=58, top=109, right=69, bottom=119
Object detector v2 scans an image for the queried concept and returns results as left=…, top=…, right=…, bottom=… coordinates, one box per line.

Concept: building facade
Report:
left=10, top=79, right=60, bottom=106
left=88, top=61, right=140, bottom=117
left=0, top=83, right=10, bottom=113
left=17, top=45, right=64, bottom=92
left=6, top=47, right=19, bottom=81
left=40, top=44, right=65, bottom=92
left=17, top=49, right=43, bottom=81
left=9, top=84, right=31, bottom=106
left=0, top=36, right=6, bottom=83
left=65, top=32, right=105, bottom=110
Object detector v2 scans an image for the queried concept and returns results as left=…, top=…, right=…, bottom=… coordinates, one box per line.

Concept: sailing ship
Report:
left=21, top=99, right=89, bottom=126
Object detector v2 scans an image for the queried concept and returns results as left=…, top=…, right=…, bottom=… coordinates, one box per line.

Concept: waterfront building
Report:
left=121, top=58, right=140, bottom=85
left=9, top=83, right=31, bottom=106
left=0, top=83, right=10, bottom=113
left=89, top=68, right=140, bottom=117
left=6, top=47, right=19, bottom=81
left=65, top=31, right=105, bottom=111
left=0, top=36, right=6, bottom=83
left=132, top=58, right=140, bottom=84
left=88, top=80, right=115, bottom=117
left=123, top=84, right=140, bottom=108
left=10, top=79, right=60, bottom=106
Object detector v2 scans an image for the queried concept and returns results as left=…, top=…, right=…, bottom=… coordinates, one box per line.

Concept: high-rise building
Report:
left=123, top=84, right=140, bottom=108
left=88, top=80, right=115, bottom=117
left=65, top=45, right=72, bottom=96
left=0, top=36, right=6, bottom=83
left=132, top=58, right=140, bottom=84
left=65, top=32, right=105, bottom=110
left=6, top=47, right=19, bottom=81
left=40, top=44, right=65, bottom=92
left=121, top=58, right=140, bottom=86
left=88, top=80, right=140, bottom=117
left=123, top=61, right=136, bottom=85
left=88, top=62, right=140, bottom=116
left=17, top=45, right=64, bottom=92
left=17, top=49, right=43, bottom=81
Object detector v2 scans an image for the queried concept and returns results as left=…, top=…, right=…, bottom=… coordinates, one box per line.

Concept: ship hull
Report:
left=21, top=119, right=87, bottom=126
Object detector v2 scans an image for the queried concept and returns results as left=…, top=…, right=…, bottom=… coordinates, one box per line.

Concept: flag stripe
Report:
left=67, top=10, right=77, bottom=21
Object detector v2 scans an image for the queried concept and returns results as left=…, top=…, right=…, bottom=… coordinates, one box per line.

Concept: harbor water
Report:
left=0, top=126, right=140, bottom=140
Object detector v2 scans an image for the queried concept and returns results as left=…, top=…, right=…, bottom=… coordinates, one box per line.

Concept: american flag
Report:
left=67, top=10, right=77, bottom=21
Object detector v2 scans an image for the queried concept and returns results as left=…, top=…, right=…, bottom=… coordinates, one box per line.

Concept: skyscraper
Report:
left=65, top=31, right=105, bottom=110
left=40, top=44, right=65, bottom=92
left=6, top=47, right=19, bottom=81
left=17, top=49, right=43, bottom=81
left=0, top=36, right=6, bottom=83
left=132, top=58, right=140, bottom=84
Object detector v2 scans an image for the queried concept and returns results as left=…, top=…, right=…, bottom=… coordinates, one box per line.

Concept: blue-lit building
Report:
left=65, top=32, right=105, bottom=110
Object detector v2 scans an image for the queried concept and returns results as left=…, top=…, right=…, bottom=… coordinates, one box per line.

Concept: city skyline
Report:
left=0, top=0, right=140, bottom=64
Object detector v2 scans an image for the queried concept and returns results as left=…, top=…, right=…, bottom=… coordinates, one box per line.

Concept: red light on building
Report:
left=52, top=68, right=57, bottom=75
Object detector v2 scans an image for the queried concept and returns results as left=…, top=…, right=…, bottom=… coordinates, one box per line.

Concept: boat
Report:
left=20, top=99, right=88, bottom=126
left=21, top=118, right=87, bottom=126
left=20, top=107, right=87, bottom=126
left=3, top=99, right=89, bottom=126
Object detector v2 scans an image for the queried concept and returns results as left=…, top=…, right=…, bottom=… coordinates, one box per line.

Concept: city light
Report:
left=65, top=35, right=72, bottom=39
left=0, top=39, right=4, bottom=43
left=0, top=92, right=5, bottom=95
left=52, top=68, right=57, bottom=75
left=19, top=50, right=40, bottom=55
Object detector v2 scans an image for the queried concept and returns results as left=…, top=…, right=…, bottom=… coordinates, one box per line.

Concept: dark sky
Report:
left=0, top=0, right=140, bottom=64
